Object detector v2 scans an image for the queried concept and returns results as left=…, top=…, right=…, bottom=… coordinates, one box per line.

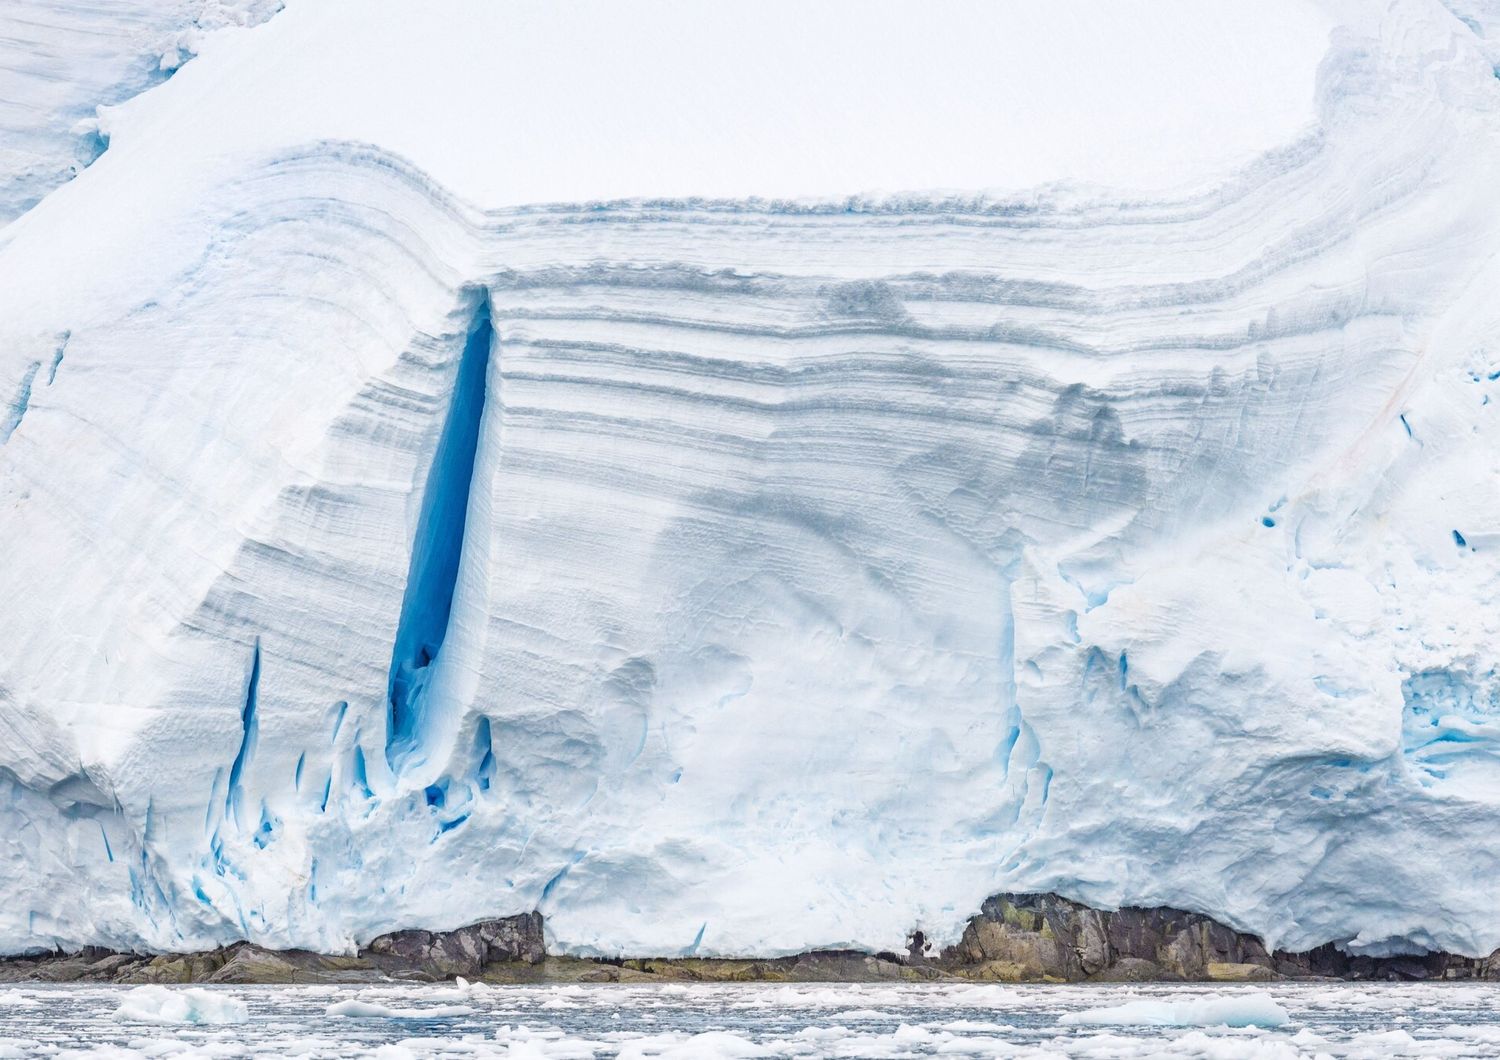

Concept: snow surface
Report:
left=1, top=0, right=1500, bottom=960
left=0, top=0, right=281, bottom=225
left=4, top=0, right=1331, bottom=216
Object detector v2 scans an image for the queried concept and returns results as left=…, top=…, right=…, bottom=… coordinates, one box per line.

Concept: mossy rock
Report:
left=123, top=956, right=190, bottom=983
left=631, top=960, right=700, bottom=981
left=1090, top=957, right=1166, bottom=982
left=660, top=958, right=769, bottom=982
left=970, top=960, right=1030, bottom=982
left=205, top=948, right=299, bottom=984
left=996, top=903, right=1040, bottom=934
left=476, top=960, right=549, bottom=984
left=1206, top=961, right=1277, bottom=982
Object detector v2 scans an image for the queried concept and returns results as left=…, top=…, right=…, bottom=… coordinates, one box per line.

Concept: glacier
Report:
left=2, top=0, right=1500, bottom=961
left=0, top=0, right=282, bottom=225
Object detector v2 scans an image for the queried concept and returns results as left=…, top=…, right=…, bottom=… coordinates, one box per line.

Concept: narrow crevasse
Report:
left=225, top=638, right=261, bottom=830
left=0, top=361, right=40, bottom=444
left=385, top=294, right=493, bottom=772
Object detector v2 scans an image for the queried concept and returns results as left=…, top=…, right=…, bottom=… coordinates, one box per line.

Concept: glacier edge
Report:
left=1, top=0, right=1500, bottom=961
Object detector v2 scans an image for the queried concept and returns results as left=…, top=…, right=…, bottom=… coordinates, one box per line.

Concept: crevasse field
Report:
left=6, top=0, right=1500, bottom=1001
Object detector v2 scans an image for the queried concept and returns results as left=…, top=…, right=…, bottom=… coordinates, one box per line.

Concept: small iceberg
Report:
left=1059, top=991, right=1289, bottom=1028
left=424, top=975, right=485, bottom=1003
left=655, top=1031, right=775, bottom=1057
left=113, top=985, right=248, bottom=1025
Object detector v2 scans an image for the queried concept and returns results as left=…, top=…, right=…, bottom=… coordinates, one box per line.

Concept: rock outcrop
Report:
left=5, top=897, right=1500, bottom=984
left=935, top=893, right=1500, bottom=982
left=0, top=913, right=545, bottom=985
left=364, top=912, right=546, bottom=979
left=936, top=893, right=1275, bottom=981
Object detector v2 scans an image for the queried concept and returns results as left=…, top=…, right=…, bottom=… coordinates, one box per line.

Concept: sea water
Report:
left=1, top=980, right=1497, bottom=1057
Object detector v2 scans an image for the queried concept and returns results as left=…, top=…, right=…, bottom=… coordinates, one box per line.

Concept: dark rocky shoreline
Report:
left=934, top=893, right=1500, bottom=983
left=4, top=893, right=1498, bottom=985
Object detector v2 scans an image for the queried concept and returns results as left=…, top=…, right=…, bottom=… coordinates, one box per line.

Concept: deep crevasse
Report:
left=386, top=295, right=494, bottom=773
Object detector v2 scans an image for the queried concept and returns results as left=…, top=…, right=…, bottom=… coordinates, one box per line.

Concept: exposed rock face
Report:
left=938, top=894, right=1500, bottom=982
left=365, top=912, right=546, bottom=978
left=0, top=943, right=369, bottom=985
left=940, top=893, right=1272, bottom=981
left=5, top=898, right=1500, bottom=984
left=0, top=913, right=545, bottom=985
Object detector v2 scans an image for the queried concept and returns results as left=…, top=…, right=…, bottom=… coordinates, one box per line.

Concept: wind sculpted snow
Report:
left=1, top=0, right=1500, bottom=961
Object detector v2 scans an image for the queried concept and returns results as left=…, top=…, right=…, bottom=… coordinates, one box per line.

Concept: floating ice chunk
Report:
left=494, top=1024, right=582, bottom=1046
left=1058, top=991, right=1289, bottom=1028
left=113, top=985, right=249, bottom=1024
left=627, top=1031, right=775, bottom=1058
left=325, top=998, right=475, bottom=1019
left=831, top=1008, right=895, bottom=1020
left=937, top=1020, right=1017, bottom=1033
left=795, top=1026, right=856, bottom=1043
left=1163, top=1030, right=1306, bottom=1059
left=941, top=984, right=1024, bottom=1006
left=424, top=975, right=485, bottom=1003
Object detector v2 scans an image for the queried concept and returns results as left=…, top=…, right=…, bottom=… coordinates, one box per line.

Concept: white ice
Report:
left=0, top=982, right=1491, bottom=1059
left=0, top=0, right=280, bottom=224
left=112, top=985, right=249, bottom=1024
left=327, top=998, right=476, bottom=1020
left=2, top=0, right=1500, bottom=963
left=1058, top=991, right=1291, bottom=1028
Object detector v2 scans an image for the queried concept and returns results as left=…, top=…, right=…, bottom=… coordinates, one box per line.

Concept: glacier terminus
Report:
left=2, top=0, right=1500, bottom=967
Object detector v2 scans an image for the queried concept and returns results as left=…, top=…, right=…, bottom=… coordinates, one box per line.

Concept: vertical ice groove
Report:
left=225, top=638, right=261, bottom=830
left=46, top=331, right=68, bottom=385
left=1, top=361, right=41, bottom=444
left=386, top=292, right=493, bottom=771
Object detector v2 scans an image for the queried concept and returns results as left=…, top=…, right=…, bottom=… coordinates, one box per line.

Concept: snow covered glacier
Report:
left=3, top=0, right=1500, bottom=959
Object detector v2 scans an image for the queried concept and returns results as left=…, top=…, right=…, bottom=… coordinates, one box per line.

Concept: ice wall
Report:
left=1, top=0, right=1500, bottom=958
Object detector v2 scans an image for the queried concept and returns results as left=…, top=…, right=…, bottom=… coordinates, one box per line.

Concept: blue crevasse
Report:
left=386, top=295, right=493, bottom=771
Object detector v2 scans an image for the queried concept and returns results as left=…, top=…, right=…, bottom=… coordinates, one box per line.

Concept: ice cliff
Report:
left=2, top=0, right=1500, bottom=960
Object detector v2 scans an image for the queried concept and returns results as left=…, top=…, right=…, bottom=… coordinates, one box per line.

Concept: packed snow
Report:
left=0, top=982, right=1490, bottom=1058
left=1, top=0, right=1500, bottom=962
left=0, top=0, right=280, bottom=224
left=112, top=985, right=249, bottom=1025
